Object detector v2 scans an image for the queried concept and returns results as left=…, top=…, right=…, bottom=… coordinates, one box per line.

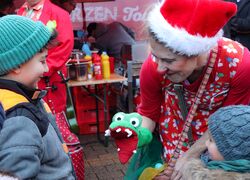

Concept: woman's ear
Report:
left=196, top=52, right=209, bottom=69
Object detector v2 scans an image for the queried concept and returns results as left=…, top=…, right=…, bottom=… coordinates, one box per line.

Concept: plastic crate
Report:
left=72, top=86, right=117, bottom=111
left=72, top=86, right=102, bottom=110
left=76, top=109, right=107, bottom=134
left=72, top=85, right=117, bottom=135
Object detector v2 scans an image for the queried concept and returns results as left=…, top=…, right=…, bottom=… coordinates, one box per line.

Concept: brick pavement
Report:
left=79, top=134, right=128, bottom=180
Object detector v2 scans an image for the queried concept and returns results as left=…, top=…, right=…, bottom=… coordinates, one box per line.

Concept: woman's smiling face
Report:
left=149, top=37, right=200, bottom=83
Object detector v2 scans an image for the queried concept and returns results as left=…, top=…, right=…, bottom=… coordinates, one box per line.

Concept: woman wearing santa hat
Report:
left=137, top=0, right=250, bottom=179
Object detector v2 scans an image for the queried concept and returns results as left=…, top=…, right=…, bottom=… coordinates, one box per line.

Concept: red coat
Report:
left=18, top=0, right=74, bottom=113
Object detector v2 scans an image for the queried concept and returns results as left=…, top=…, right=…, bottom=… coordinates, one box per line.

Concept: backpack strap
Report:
left=174, top=84, right=194, bottom=146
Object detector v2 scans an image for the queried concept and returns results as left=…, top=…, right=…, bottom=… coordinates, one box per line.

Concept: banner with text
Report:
left=71, top=0, right=158, bottom=40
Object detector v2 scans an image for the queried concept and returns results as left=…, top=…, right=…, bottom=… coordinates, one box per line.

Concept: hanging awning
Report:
left=72, top=0, right=158, bottom=40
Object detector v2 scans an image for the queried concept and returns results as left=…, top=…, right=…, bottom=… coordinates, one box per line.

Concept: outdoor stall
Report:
left=67, top=0, right=157, bottom=138
left=13, top=0, right=158, bottom=139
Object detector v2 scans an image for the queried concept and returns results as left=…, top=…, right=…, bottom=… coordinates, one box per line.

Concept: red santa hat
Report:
left=148, top=0, right=237, bottom=56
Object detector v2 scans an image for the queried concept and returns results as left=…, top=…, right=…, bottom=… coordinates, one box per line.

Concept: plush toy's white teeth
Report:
left=133, top=150, right=137, bottom=154
left=104, top=129, right=111, bottom=136
left=117, top=148, right=120, bottom=152
left=116, top=128, right=122, bottom=133
left=125, top=129, right=132, bottom=137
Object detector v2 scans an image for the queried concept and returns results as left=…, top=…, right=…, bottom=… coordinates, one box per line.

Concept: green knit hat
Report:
left=0, top=15, right=51, bottom=75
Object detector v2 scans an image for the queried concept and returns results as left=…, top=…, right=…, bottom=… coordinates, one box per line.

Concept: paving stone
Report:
left=83, top=145, right=94, bottom=152
left=98, top=153, right=116, bottom=160
left=80, top=134, right=127, bottom=180
left=91, top=145, right=110, bottom=152
left=96, top=171, right=124, bottom=180
left=112, top=158, right=122, bottom=164
left=105, top=164, right=123, bottom=173
left=109, top=170, right=124, bottom=178
left=105, top=148, right=117, bottom=154
left=84, top=151, right=103, bottom=160
left=85, top=173, right=98, bottom=180
left=113, top=177, right=124, bottom=180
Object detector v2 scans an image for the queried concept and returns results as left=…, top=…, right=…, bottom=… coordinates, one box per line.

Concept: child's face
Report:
left=205, top=131, right=224, bottom=161
left=18, top=49, right=48, bottom=89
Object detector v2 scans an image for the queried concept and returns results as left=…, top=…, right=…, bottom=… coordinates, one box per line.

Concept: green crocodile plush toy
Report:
left=105, top=112, right=153, bottom=164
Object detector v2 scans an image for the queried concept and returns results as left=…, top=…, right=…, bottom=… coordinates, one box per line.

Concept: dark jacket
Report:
left=224, top=0, right=250, bottom=50
left=0, top=79, right=74, bottom=179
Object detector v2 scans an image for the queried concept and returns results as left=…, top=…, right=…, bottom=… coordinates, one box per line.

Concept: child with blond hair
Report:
left=182, top=105, right=250, bottom=180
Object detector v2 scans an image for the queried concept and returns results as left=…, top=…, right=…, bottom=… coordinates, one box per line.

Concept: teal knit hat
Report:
left=0, top=15, right=51, bottom=75
left=208, top=105, right=250, bottom=161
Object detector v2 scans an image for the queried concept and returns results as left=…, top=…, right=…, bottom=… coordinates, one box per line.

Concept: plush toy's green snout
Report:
left=105, top=112, right=152, bottom=164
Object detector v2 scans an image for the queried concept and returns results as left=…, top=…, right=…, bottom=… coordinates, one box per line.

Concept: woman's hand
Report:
left=155, top=131, right=209, bottom=179
left=153, top=156, right=188, bottom=180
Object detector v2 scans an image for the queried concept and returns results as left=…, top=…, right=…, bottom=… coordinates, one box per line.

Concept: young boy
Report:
left=182, top=105, right=250, bottom=180
left=0, top=15, right=75, bottom=179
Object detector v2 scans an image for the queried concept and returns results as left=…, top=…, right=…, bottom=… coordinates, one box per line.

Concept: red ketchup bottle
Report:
left=93, top=53, right=102, bottom=80
left=109, top=56, right=115, bottom=73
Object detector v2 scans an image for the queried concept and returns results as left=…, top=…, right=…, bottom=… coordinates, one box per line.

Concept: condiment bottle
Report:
left=101, top=52, right=110, bottom=79
left=93, top=53, right=102, bottom=80
left=84, top=55, right=93, bottom=80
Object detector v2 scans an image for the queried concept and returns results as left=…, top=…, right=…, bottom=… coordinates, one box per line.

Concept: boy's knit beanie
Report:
left=208, top=105, right=250, bottom=161
left=0, top=15, right=51, bottom=75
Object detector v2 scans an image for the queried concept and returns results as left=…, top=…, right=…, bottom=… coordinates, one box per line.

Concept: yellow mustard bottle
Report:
left=101, top=52, right=110, bottom=79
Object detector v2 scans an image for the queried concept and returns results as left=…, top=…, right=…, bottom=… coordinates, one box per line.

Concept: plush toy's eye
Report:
left=130, top=117, right=140, bottom=128
left=114, top=113, right=124, bottom=121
